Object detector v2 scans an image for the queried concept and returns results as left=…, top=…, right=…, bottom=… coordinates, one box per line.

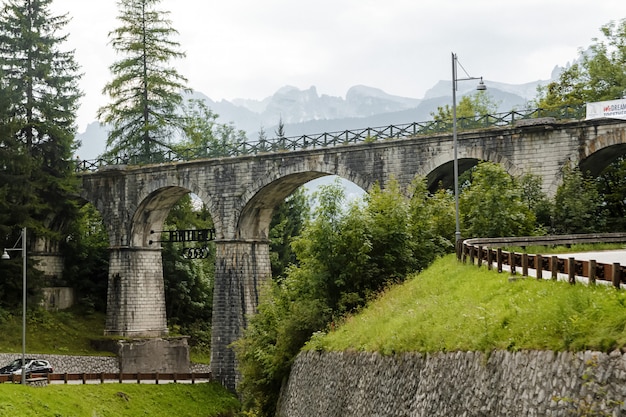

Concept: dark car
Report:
left=0, top=358, right=53, bottom=376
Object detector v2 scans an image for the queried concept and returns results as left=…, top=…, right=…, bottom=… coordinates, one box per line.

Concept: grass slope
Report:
left=309, top=254, right=626, bottom=354
left=0, top=308, right=109, bottom=355
left=0, top=383, right=239, bottom=416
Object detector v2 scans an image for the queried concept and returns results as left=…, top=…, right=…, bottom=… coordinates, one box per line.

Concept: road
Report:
left=551, top=249, right=626, bottom=265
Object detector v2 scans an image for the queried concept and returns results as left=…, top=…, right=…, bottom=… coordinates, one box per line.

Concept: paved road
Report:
left=551, top=249, right=626, bottom=265
left=496, top=249, right=626, bottom=287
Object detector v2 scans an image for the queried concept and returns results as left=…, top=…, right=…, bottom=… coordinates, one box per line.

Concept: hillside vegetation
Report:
left=0, top=308, right=108, bottom=355
left=308, top=254, right=626, bottom=354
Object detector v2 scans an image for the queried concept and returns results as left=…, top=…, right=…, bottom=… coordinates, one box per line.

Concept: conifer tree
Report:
left=98, top=0, right=189, bottom=161
left=0, top=0, right=81, bottom=241
left=0, top=0, right=81, bottom=307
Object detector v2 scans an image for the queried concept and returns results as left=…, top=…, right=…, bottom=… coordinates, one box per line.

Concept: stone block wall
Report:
left=41, top=287, right=75, bottom=310
left=105, top=248, right=167, bottom=337
left=211, top=241, right=272, bottom=390
left=278, top=350, right=626, bottom=417
left=116, top=337, right=190, bottom=373
left=0, top=352, right=211, bottom=374
left=0, top=353, right=118, bottom=374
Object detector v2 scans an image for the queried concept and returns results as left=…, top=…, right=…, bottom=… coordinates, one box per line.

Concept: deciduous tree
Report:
left=431, top=91, right=499, bottom=129
left=553, top=165, right=606, bottom=234
left=535, top=18, right=626, bottom=109
left=460, top=162, right=536, bottom=238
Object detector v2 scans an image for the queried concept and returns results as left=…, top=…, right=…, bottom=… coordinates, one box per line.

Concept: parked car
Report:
left=0, top=358, right=53, bottom=376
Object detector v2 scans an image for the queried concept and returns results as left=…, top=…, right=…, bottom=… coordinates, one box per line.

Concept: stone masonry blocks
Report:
left=77, top=118, right=626, bottom=390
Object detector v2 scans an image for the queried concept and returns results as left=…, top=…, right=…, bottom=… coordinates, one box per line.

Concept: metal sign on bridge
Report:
left=150, top=228, right=216, bottom=259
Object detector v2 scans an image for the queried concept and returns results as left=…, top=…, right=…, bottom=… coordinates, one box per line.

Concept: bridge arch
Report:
left=580, top=142, right=626, bottom=177
left=237, top=160, right=370, bottom=241
left=131, top=186, right=190, bottom=247
left=74, top=118, right=626, bottom=390
left=131, top=176, right=223, bottom=241
left=419, top=147, right=522, bottom=191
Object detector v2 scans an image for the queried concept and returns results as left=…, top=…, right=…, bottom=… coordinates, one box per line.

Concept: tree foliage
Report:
left=460, top=162, right=536, bottom=238
left=269, top=187, right=310, bottom=280
left=535, top=18, right=626, bottom=109
left=176, top=98, right=246, bottom=158
left=431, top=91, right=499, bottom=128
left=553, top=165, right=606, bottom=234
left=595, top=156, right=626, bottom=231
left=98, top=0, right=188, bottom=160
left=235, top=177, right=453, bottom=416
left=61, top=204, right=109, bottom=312
left=161, top=194, right=214, bottom=350
left=0, top=0, right=81, bottom=308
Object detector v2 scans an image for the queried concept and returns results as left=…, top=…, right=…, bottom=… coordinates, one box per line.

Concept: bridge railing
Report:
left=75, top=105, right=586, bottom=172
left=459, top=233, right=626, bottom=289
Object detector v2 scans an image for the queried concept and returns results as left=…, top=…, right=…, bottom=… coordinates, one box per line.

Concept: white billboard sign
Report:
left=586, top=98, right=626, bottom=120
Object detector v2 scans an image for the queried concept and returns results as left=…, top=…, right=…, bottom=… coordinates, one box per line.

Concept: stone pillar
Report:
left=211, top=240, right=271, bottom=391
left=105, top=247, right=168, bottom=337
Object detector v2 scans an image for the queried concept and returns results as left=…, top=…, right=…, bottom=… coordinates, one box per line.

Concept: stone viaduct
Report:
left=77, top=117, right=626, bottom=390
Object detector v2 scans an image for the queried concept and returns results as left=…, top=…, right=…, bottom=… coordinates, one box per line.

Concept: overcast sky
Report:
left=49, top=0, right=626, bottom=131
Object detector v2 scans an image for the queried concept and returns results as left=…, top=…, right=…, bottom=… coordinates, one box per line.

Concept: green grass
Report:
left=308, top=254, right=626, bottom=354
left=0, top=382, right=240, bottom=416
left=0, top=308, right=111, bottom=355
left=0, top=308, right=213, bottom=361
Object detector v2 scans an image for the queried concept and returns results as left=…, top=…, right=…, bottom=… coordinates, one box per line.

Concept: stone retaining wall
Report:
left=0, top=353, right=118, bottom=374
left=277, top=350, right=626, bottom=417
left=0, top=353, right=211, bottom=374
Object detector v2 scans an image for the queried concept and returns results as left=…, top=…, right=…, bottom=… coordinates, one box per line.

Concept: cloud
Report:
left=50, top=0, right=626, bottom=130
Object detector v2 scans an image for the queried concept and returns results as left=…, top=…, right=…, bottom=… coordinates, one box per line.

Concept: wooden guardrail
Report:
left=459, top=233, right=626, bottom=288
left=0, top=371, right=212, bottom=385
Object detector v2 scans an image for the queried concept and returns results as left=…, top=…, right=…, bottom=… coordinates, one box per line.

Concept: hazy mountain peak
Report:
left=77, top=77, right=554, bottom=160
left=347, top=85, right=398, bottom=99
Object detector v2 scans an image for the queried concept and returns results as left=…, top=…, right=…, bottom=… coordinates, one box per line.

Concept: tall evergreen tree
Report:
left=0, top=0, right=81, bottom=238
left=0, top=0, right=81, bottom=307
left=98, top=0, right=188, bottom=160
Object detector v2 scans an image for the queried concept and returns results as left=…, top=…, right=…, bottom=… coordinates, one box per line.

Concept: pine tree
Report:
left=98, top=0, right=189, bottom=161
left=0, top=0, right=81, bottom=308
left=0, top=0, right=81, bottom=241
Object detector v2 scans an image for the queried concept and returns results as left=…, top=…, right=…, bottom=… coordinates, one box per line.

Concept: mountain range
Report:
left=77, top=68, right=561, bottom=160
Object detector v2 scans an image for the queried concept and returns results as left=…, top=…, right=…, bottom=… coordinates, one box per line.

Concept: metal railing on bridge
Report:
left=75, top=105, right=585, bottom=173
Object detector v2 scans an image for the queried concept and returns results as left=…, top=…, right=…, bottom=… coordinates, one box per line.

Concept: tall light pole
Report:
left=452, top=52, right=486, bottom=253
left=2, top=227, right=27, bottom=384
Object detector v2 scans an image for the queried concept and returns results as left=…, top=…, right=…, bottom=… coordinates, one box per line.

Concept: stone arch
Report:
left=130, top=186, right=191, bottom=247
left=542, top=131, right=626, bottom=196
left=132, top=178, right=223, bottom=242
left=580, top=127, right=626, bottom=169
left=579, top=143, right=626, bottom=177
left=419, top=147, right=521, bottom=191
left=236, top=159, right=369, bottom=241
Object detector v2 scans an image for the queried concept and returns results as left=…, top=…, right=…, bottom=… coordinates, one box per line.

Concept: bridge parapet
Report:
left=75, top=106, right=585, bottom=172
left=75, top=113, right=626, bottom=392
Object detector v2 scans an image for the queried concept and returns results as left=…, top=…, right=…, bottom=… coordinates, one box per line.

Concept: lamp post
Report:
left=1, top=227, right=27, bottom=384
left=452, top=52, right=486, bottom=253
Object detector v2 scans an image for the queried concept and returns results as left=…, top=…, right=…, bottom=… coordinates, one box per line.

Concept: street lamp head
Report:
left=476, top=77, right=486, bottom=91
left=1, top=249, right=9, bottom=260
